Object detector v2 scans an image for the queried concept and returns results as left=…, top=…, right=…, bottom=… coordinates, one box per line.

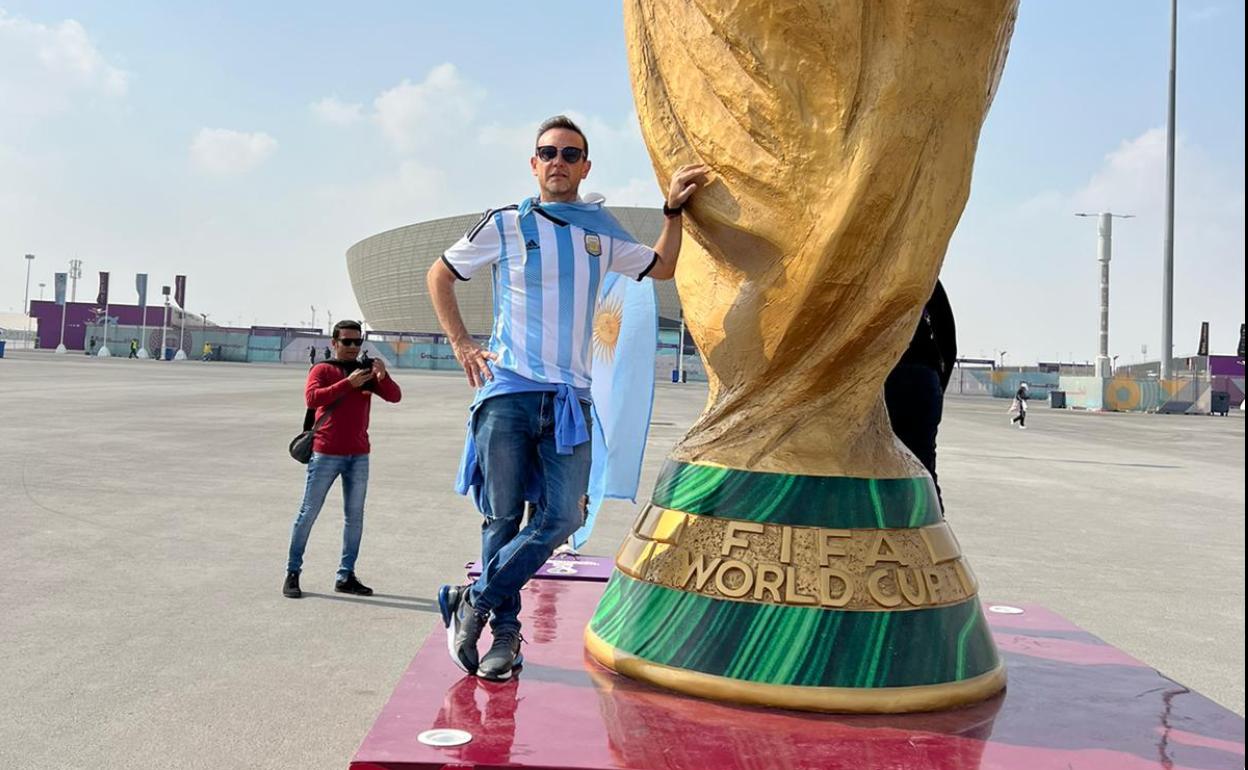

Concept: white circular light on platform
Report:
left=987, top=605, right=1024, bottom=615
left=417, top=729, right=473, bottom=747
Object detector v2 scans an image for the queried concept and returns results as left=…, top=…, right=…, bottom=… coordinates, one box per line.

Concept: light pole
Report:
left=174, top=305, right=187, bottom=360
left=23, top=254, right=34, bottom=348
left=69, top=258, right=82, bottom=301
left=38, top=282, right=46, bottom=301
left=1160, top=0, right=1178, bottom=380
left=56, top=268, right=68, bottom=354
left=160, top=285, right=171, bottom=360
left=677, top=310, right=686, bottom=383
left=1076, top=212, right=1134, bottom=378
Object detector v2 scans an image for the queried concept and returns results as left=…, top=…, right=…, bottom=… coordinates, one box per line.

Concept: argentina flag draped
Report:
left=571, top=272, right=658, bottom=550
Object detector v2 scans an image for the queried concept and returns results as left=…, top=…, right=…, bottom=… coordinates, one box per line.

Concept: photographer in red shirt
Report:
left=283, top=320, right=401, bottom=598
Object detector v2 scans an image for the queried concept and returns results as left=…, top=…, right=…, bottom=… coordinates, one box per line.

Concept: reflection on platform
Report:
left=352, top=580, right=1245, bottom=770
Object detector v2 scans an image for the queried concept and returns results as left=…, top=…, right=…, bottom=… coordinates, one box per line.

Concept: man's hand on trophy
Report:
left=666, top=164, right=711, bottom=209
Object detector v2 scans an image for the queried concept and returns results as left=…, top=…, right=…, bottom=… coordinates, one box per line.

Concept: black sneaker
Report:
left=334, top=572, right=373, bottom=596
left=478, top=629, right=525, bottom=681
left=283, top=571, right=302, bottom=599
left=438, top=584, right=487, bottom=675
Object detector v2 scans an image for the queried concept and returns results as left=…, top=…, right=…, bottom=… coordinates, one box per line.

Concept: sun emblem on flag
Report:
left=593, top=296, right=624, bottom=362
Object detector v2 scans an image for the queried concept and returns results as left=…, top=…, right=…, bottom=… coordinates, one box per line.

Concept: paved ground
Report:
left=1, top=352, right=1243, bottom=769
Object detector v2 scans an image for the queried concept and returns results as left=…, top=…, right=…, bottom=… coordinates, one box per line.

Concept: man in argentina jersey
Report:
left=427, top=115, right=708, bottom=680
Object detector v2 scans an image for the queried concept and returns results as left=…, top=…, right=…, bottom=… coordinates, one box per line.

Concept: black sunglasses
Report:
left=336, top=338, right=363, bottom=347
left=535, top=145, right=585, bottom=163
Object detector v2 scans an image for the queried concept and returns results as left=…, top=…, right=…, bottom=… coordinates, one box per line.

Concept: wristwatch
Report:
left=662, top=202, right=683, bottom=218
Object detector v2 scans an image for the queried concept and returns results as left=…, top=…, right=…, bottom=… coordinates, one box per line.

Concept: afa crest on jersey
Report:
left=584, top=232, right=603, bottom=257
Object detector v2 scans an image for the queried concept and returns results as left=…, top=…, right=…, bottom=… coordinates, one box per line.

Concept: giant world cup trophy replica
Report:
left=586, top=0, right=1019, bottom=713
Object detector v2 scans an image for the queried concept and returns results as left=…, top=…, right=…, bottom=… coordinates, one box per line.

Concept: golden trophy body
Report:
left=586, top=0, right=1019, bottom=712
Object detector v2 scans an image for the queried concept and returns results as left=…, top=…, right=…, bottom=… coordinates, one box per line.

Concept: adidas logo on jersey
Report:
left=525, top=239, right=540, bottom=251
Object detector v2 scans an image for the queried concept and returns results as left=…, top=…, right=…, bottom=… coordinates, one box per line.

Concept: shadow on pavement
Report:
left=300, top=592, right=438, bottom=613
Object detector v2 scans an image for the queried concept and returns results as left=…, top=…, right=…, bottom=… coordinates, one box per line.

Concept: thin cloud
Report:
left=190, top=128, right=278, bottom=177
left=373, top=64, right=485, bottom=153
left=1190, top=6, right=1224, bottom=23
left=0, top=9, right=129, bottom=119
left=310, top=96, right=363, bottom=126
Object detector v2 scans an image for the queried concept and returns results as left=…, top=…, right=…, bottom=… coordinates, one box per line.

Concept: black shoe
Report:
left=283, top=571, right=302, bottom=599
left=334, top=572, right=373, bottom=596
left=478, top=628, right=525, bottom=681
left=438, top=585, right=487, bottom=675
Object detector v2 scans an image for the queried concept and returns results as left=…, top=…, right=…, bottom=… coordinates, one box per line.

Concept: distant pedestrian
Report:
left=1010, top=383, right=1029, bottom=429
left=308, top=345, right=316, bottom=366
left=323, top=346, right=332, bottom=361
left=87, top=336, right=97, bottom=356
left=128, top=338, right=139, bottom=359
left=202, top=342, right=213, bottom=361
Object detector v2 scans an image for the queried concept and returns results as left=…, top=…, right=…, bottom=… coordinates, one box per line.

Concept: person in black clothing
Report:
left=1010, top=383, right=1029, bottom=429
left=884, top=280, right=956, bottom=510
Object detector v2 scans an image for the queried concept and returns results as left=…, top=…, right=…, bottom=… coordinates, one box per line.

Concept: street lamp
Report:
left=23, top=254, right=34, bottom=348
left=1160, top=0, right=1178, bottom=380
left=38, top=282, right=46, bottom=301
left=1076, top=212, right=1134, bottom=378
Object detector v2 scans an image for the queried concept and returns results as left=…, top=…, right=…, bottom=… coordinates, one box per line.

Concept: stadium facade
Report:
left=346, top=207, right=682, bottom=336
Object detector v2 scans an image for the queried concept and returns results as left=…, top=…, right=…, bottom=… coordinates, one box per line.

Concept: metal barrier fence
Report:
left=93, top=324, right=1219, bottom=410
left=1059, top=373, right=1241, bottom=414
left=0, top=325, right=36, bottom=350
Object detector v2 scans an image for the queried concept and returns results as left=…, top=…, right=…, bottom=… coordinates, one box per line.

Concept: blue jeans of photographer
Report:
left=286, top=452, right=369, bottom=580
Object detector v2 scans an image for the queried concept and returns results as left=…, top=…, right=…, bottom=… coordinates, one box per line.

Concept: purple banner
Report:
left=55, top=273, right=67, bottom=306
left=96, top=272, right=109, bottom=306
left=174, top=275, right=186, bottom=308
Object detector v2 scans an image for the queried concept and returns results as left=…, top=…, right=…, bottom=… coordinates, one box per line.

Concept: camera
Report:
left=330, top=352, right=378, bottom=391
left=356, top=352, right=378, bottom=391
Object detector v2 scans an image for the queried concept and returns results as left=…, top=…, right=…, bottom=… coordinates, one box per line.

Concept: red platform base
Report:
left=353, top=579, right=1244, bottom=770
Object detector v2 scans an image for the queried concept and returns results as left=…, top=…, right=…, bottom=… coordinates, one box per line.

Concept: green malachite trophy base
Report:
left=585, top=461, right=1007, bottom=714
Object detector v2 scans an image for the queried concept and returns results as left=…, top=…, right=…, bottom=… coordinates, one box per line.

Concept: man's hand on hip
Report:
left=452, top=338, right=498, bottom=388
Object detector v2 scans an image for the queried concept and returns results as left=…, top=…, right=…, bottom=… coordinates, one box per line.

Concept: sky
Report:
left=1, top=1, right=1243, bottom=365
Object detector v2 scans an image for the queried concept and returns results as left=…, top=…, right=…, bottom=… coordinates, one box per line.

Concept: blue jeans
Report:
left=470, top=392, right=591, bottom=632
left=286, top=452, right=369, bottom=580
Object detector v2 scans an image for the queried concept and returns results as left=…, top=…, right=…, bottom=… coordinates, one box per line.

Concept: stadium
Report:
left=346, top=207, right=683, bottom=336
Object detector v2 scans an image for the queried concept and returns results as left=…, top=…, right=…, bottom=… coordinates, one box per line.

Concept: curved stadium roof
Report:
left=347, top=207, right=682, bottom=336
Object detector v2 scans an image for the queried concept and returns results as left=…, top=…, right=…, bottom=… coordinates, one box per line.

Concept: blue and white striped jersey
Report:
left=442, top=203, right=657, bottom=388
